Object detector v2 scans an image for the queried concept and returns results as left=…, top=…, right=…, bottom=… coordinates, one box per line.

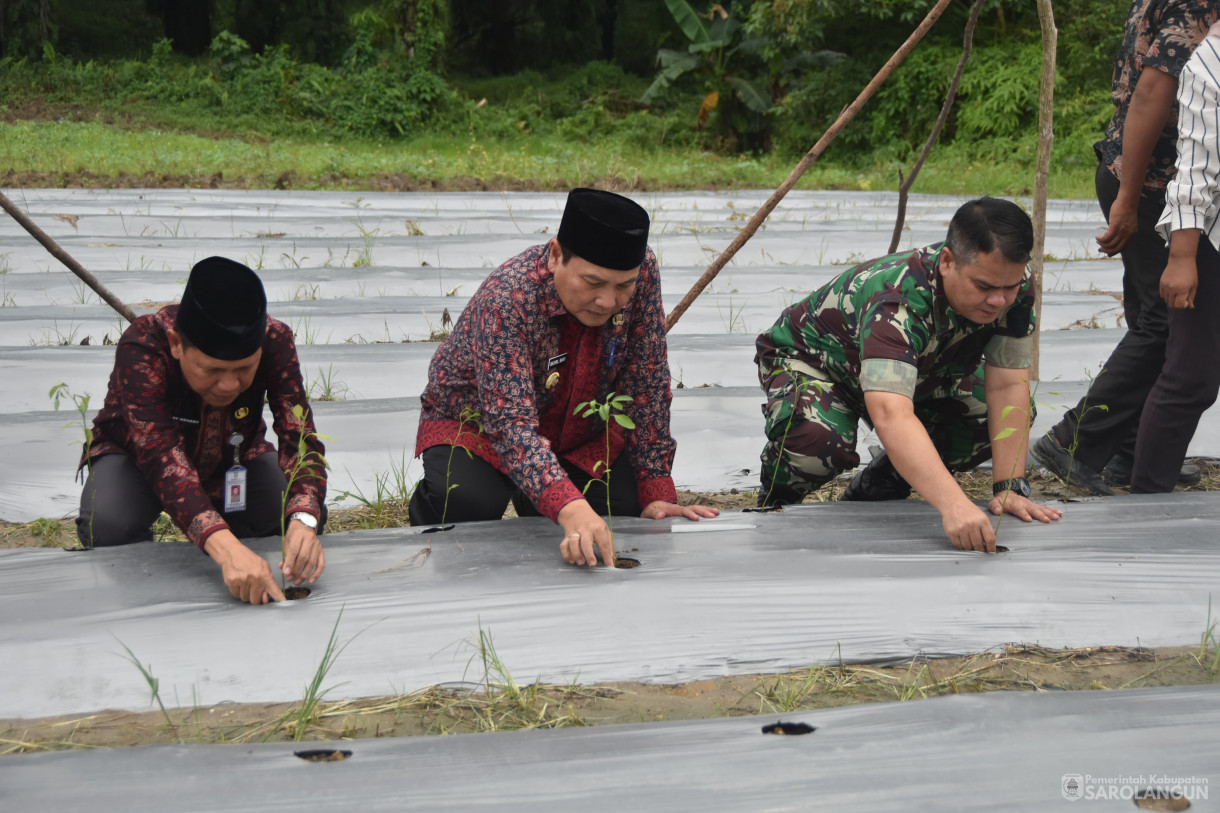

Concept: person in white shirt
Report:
left=1134, top=20, right=1220, bottom=492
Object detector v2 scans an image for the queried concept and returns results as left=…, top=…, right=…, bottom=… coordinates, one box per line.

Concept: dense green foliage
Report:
left=0, top=0, right=1128, bottom=191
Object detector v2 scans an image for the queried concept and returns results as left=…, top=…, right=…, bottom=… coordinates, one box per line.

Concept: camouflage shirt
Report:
left=1096, top=0, right=1220, bottom=194
left=755, top=243, right=1036, bottom=414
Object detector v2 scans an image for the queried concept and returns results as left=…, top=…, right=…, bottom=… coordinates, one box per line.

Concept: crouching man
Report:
left=410, top=188, right=717, bottom=566
left=755, top=197, right=1062, bottom=551
left=77, top=257, right=327, bottom=604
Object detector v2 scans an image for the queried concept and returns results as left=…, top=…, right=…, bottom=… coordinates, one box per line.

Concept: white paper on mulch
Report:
left=0, top=492, right=1216, bottom=720
left=2, top=685, right=1216, bottom=812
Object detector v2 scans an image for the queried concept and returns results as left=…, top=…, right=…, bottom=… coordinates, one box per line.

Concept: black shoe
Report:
left=1102, top=456, right=1202, bottom=487
left=840, top=451, right=912, bottom=501
left=1030, top=433, right=1115, bottom=496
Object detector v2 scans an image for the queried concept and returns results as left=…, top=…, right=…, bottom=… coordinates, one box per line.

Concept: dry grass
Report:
left=3, top=641, right=1215, bottom=755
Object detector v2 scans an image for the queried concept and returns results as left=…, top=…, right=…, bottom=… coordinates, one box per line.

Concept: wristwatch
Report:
left=288, top=512, right=318, bottom=530
left=992, top=478, right=1031, bottom=498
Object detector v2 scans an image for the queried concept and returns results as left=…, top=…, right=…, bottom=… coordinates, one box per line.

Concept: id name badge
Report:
left=224, top=465, right=248, bottom=512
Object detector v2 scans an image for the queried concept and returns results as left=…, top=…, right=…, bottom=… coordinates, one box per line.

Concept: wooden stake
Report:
left=0, top=190, right=139, bottom=324
left=664, top=0, right=955, bottom=333
left=887, top=0, right=987, bottom=254
left=1031, top=0, right=1058, bottom=381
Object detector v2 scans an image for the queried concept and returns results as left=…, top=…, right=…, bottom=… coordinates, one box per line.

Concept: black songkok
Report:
left=174, top=256, right=267, bottom=360
left=556, top=188, right=650, bottom=271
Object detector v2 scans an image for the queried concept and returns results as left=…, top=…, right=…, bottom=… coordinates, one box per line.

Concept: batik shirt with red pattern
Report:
left=415, top=243, right=678, bottom=522
left=83, top=307, right=326, bottom=549
left=1097, top=0, right=1220, bottom=193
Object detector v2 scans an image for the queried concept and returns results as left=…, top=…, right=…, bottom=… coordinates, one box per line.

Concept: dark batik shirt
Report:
left=755, top=244, right=1036, bottom=414
left=1096, top=0, right=1220, bottom=193
left=84, top=307, right=326, bottom=549
left=415, top=243, right=678, bottom=522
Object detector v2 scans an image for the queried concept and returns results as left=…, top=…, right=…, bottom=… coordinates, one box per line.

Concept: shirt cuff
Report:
left=190, top=509, right=231, bottom=551
left=1156, top=204, right=1209, bottom=245
left=638, top=475, right=677, bottom=509
left=537, top=478, right=586, bottom=524
left=859, top=358, right=917, bottom=398
left=983, top=335, right=1033, bottom=369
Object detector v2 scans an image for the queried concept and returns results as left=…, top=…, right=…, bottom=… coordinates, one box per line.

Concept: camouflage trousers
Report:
left=758, top=360, right=995, bottom=503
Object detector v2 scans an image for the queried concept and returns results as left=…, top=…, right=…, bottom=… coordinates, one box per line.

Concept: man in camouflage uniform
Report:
left=755, top=198, right=1062, bottom=552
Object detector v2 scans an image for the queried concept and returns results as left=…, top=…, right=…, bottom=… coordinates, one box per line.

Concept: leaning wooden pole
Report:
left=664, top=0, right=955, bottom=333
left=1031, top=0, right=1057, bottom=380
left=887, top=0, right=987, bottom=254
left=0, top=190, right=138, bottom=324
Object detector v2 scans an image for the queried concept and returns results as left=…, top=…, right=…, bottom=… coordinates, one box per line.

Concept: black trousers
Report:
left=1132, top=238, right=1220, bottom=492
left=408, top=445, right=641, bottom=526
left=1050, top=164, right=1172, bottom=470
left=76, top=452, right=324, bottom=546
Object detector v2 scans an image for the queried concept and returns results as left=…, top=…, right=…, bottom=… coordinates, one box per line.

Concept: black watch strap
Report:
left=993, top=478, right=1031, bottom=498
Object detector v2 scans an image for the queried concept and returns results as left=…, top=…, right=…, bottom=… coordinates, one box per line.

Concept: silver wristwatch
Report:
left=289, top=512, right=318, bottom=530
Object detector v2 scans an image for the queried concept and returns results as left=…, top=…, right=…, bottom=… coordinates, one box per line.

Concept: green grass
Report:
left=0, top=118, right=1098, bottom=199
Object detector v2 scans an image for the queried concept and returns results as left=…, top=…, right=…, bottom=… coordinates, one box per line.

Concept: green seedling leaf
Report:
left=999, top=405, right=1015, bottom=420
left=993, top=427, right=1017, bottom=441
left=613, top=414, right=636, bottom=429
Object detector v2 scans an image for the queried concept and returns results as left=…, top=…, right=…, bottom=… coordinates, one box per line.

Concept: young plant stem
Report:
left=279, top=405, right=330, bottom=590
left=442, top=406, right=483, bottom=527
left=992, top=380, right=1039, bottom=538
left=116, top=640, right=181, bottom=742
left=574, top=393, right=635, bottom=564
left=50, top=383, right=95, bottom=547
left=763, top=371, right=822, bottom=507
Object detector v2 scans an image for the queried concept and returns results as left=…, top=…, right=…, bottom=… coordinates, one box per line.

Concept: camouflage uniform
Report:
left=754, top=243, right=1036, bottom=501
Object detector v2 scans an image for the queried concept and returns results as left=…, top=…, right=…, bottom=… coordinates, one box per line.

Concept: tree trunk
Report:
left=1032, top=0, right=1057, bottom=381
left=887, top=0, right=986, bottom=254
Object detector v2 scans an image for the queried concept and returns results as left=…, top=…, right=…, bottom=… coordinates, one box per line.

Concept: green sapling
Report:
left=573, top=392, right=635, bottom=561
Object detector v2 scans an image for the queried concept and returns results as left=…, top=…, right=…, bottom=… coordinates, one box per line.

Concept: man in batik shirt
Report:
left=78, top=257, right=326, bottom=604
left=755, top=198, right=1061, bottom=553
left=412, top=188, right=717, bottom=566
left=1032, top=0, right=1220, bottom=493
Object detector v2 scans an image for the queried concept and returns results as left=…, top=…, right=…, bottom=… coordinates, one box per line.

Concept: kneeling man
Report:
left=77, top=257, right=326, bottom=604
left=411, top=188, right=717, bottom=565
left=755, top=197, right=1061, bottom=551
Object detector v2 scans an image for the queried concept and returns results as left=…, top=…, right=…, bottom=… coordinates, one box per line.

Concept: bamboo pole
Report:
left=1031, top=0, right=1057, bottom=381
left=887, top=0, right=987, bottom=254
left=664, top=0, right=955, bottom=333
left=0, top=191, right=138, bottom=323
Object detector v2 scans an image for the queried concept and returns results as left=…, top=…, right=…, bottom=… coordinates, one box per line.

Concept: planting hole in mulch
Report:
left=994, top=545, right=1010, bottom=553
left=421, top=524, right=455, bottom=534
left=283, top=586, right=312, bottom=601
left=761, top=721, right=816, bottom=736
left=294, top=749, right=352, bottom=762
left=742, top=506, right=781, bottom=513
left=1133, top=789, right=1191, bottom=811
left=614, top=557, right=640, bottom=569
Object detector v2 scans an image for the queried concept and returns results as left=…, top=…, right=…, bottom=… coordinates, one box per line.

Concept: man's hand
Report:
left=941, top=500, right=999, bottom=553
left=558, top=499, right=615, bottom=566
left=641, top=501, right=720, bottom=521
left=282, top=518, right=325, bottom=585
left=203, top=529, right=285, bottom=604
left=988, top=492, right=1063, bottom=523
left=1162, top=230, right=1202, bottom=309
left=1096, top=196, right=1139, bottom=255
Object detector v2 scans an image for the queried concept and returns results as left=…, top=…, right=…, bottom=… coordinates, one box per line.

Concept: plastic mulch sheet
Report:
left=2, top=685, right=1216, bottom=812
left=1, top=492, right=1216, bottom=720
